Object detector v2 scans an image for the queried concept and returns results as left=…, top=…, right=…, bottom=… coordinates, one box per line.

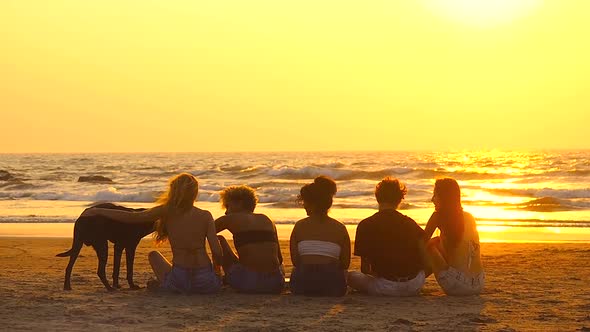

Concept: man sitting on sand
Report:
left=348, top=177, right=427, bottom=296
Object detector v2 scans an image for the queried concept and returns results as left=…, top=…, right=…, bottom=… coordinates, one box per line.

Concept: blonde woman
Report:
left=82, top=173, right=223, bottom=294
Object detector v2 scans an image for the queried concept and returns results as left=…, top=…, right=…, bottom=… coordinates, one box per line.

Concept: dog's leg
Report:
left=63, top=238, right=84, bottom=291
left=94, top=241, right=114, bottom=291
left=125, top=243, right=141, bottom=290
left=112, top=243, right=123, bottom=289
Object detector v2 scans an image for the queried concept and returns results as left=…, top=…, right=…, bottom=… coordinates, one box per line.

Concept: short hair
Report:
left=375, top=177, right=407, bottom=205
left=297, top=176, right=337, bottom=215
left=220, top=185, right=258, bottom=212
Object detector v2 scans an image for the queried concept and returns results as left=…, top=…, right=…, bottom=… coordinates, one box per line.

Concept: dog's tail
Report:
left=56, top=249, right=72, bottom=257
left=56, top=222, right=82, bottom=257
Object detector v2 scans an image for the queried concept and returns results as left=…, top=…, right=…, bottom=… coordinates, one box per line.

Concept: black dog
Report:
left=57, top=203, right=155, bottom=291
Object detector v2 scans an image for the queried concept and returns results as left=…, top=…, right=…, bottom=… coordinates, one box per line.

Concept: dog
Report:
left=57, top=203, right=155, bottom=291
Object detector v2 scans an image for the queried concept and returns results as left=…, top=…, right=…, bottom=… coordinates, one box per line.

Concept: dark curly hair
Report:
left=220, top=185, right=258, bottom=212
left=297, top=176, right=337, bottom=216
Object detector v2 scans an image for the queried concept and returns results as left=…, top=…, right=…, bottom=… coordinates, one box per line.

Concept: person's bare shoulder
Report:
left=253, top=212, right=271, bottom=220
left=327, top=216, right=346, bottom=228
left=463, top=211, right=476, bottom=222
left=462, top=211, right=479, bottom=232
left=215, top=213, right=234, bottom=224
left=192, top=207, right=213, bottom=220
left=337, top=220, right=348, bottom=232
left=293, top=216, right=312, bottom=228
left=295, top=216, right=310, bottom=223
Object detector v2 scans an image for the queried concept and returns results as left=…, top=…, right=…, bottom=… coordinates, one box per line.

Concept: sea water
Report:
left=1, top=150, right=589, bottom=242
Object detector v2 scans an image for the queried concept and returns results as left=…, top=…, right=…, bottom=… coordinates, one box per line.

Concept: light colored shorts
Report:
left=349, top=270, right=425, bottom=296
left=435, top=267, right=485, bottom=296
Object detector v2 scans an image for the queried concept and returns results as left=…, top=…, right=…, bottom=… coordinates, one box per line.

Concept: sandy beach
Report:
left=0, top=238, right=588, bottom=331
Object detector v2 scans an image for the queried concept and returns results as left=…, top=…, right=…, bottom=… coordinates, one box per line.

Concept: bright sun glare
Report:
left=426, top=0, right=541, bottom=27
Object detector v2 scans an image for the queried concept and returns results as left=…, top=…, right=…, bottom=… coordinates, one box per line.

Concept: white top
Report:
left=298, top=240, right=341, bottom=259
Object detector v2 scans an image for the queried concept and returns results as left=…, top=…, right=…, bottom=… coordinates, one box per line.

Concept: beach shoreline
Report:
left=2, top=222, right=590, bottom=243
left=1, top=237, right=589, bottom=331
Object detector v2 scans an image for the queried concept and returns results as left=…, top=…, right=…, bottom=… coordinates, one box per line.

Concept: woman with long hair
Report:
left=289, top=176, right=350, bottom=296
left=424, top=178, right=484, bottom=296
left=82, top=173, right=223, bottom=294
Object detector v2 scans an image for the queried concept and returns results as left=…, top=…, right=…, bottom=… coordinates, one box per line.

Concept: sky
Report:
left=1, top=0, right=589, bottom=153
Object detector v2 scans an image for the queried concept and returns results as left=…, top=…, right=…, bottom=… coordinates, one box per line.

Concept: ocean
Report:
left=1, top=150, right=589, bottom=242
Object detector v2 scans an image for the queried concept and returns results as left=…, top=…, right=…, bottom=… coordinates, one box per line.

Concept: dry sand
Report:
left=1, top=237, right=589, bottom=331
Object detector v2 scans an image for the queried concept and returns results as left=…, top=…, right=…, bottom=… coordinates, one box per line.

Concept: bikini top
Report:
left=234, top=230, right=278, bottom=248
left=297, top=240, right=341, bottom=260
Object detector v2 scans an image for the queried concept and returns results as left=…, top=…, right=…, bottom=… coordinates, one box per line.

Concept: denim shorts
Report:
left=435, top=267, right=485, bottom=296
left=162, top=264, right=222, bottom=294
left=226, top=263, right=285, bottom=294
left=290, top=263, right=347, bottom=297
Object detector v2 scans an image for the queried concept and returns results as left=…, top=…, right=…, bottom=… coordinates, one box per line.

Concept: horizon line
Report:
left=1, top=148, right=589, bottom=155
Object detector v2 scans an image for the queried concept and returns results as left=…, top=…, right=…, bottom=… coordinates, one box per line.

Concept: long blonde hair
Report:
left=153, top=173, right=199, bottom=244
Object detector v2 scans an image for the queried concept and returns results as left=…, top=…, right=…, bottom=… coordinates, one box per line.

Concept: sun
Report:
left=425, top=0, right=541, bottom=28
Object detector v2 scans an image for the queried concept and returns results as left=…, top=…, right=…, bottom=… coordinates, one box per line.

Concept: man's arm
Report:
left=340, top=226, right=351, bottom=270
left=417, top=239, right=431, bottom=273
left=289, top=223, right=299, bottom=267
left=360, top=257, right=372, bottom=275
left=272, top=221, right=283, bottom=265
left=353, top=220, right=369, bottom=273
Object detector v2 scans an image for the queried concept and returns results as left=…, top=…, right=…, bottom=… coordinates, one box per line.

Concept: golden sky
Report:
left=1, top=0, right=589, bottom=152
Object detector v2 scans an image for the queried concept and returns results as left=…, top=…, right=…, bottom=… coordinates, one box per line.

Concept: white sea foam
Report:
left=535, top=188, right=590, bottom=199
left=1, top=151, right=589, bottom=222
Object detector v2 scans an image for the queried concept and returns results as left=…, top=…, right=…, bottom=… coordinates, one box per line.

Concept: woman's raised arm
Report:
left=424, top=212, right=439, bottom=241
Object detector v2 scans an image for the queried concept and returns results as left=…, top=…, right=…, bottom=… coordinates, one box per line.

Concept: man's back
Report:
left=354, top=209, right=425, bottom=279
